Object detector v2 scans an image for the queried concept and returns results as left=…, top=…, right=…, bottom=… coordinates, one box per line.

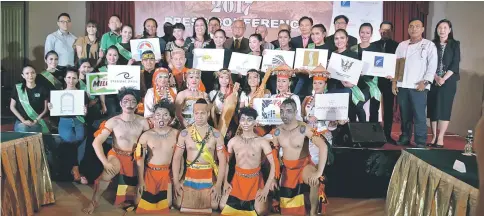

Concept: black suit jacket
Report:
left=290, top=35, right=313, bottom=49
left=271, top=40, right=280, bottom=49
left=372, top=39, right=399, bottom=54
left=224, top=37, right=250, bottom=54
left=437, top=39, right=461, bottom=81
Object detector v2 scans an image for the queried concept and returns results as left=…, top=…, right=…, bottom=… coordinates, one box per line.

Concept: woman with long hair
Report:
left=115, top=24, right=134, bottom=65
left=48, top=67, right=89, bottom=184
left=240, top=69, right=270, bottom=108
left=10, top=66, right=49, bottom=133
left=248, top=33, right=264, bottom=56
left=427, top=19, right=461, bottom=148
left=350, top=23, right=381, bottom=122
left=96, top=45, right=120, bottom=117
left=139, top=18, right=168, bottom=67
left=37, top=51, right=64, bottom=91
left=269, top=30, right=294, bottom=94
left=74, top=20, right=100, bottom=66
left=184, top=17, right=212, bottom=69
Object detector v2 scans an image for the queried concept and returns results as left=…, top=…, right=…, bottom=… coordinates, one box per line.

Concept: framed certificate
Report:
left=327, top=53, right=363, bottom=85
left=107, top=65, right=141, bottom=91
left=314, top=93, right=349, bottom=121
left=130, top=38, right=162, bottom=61
left=50, top=90, right=85, bottom=116
left=294, top=48, right=329, bottom=70
left=228, top=52, right=262, bottom=76
left=362, top=51, right=397, bottom=78
left=192, top=48, right=225, bottom=71
left=86, top=73, right=117, bottom=95
left=253, top=98, right=284, bottom=125
left=261, top=49, right=295, bottom=72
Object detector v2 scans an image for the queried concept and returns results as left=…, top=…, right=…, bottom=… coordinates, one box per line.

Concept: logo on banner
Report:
left=116, top=72, right=134, bottom=79
left=341, top=1, right=351, bottom=7
left=374, top=56, right=384, bottom=68
left=137, top=41, right=154, bottom=58
left=272, top=55, right=288, bottom=66
left=303, top=51, right=319, bottom=67
left=261, top=99, right=280, bottom=119
left=341, top=59, right=355, bottom=72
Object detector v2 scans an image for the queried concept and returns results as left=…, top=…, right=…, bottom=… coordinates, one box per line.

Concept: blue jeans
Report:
left=293, top=74, right=311, bottom=96
left=58, top=117, right=86, bottom=166
left=14, top=120, right=42, bottom=133
left=397, top=88, right=428, bottom=145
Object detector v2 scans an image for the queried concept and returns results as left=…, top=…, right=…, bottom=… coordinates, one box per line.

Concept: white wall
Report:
left=27, top=1, right=86, bottom=70
left=427, top=2, right=484, bottom=136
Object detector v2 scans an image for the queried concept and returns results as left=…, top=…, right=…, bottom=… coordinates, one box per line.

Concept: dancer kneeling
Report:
left=220, top=107, right=276, bottom=215
left=172, top=99, right=227, bottom=214
left=83, top=87, right=150, bottom=214
left=135, top=101, right=178, bottom=214
left=273, top=98, right=329, bottom=216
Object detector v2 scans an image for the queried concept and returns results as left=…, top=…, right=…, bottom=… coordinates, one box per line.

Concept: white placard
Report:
left=192, top=48, right=225, bottom=71
left=294, top=48, right=329, bottom=70
left=261, top=49, right=295, bottom=72
left=107, top=65, right=141, bottom=91
left=327, top=53, right=363, bottom=85
left=228, top=52, right=262, bottom=76
left=130, top=38, right=162, bottom=61
left=329, top=1, right=383, bottom=43
left=314, top=93, right=349, bottom=121
left=253, top=98, right=284, bottom=125
left=362, top=51, right=397, bottom=78
left=50, top=90, right=85, bottom=116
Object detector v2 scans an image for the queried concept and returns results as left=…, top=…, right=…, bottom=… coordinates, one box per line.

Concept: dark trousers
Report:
left=378, top=77, right=394, bottom=137
left=397, top=88, right=428, bottom=144
left=369, top=98, right=380, bottom=123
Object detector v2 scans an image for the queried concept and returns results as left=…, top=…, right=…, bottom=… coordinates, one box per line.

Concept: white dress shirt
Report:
left=45, top=29, right=77, bottom=66
left=395, top=38, right=438, bottom=90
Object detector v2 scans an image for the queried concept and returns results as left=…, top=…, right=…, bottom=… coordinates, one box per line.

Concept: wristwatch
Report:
left=423, top=80, right=431, bottom=86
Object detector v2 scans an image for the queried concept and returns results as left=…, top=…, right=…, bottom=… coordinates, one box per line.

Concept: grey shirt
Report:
left=45, top=29, right=77, bottom=66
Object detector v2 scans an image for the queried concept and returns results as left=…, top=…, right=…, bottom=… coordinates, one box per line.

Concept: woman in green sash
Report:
left=48, top=67, right=89, bottom=184
left=37, top=50, right=65, bottom=91
left=326, top=29, right=365, bottom=122
left=116, top=24, right=133, bottom=65
left=95, top=45, right=121, bottom=117
left=10, top=66, right=49, bottom=133
left=351, top=23, right=382, bottom=123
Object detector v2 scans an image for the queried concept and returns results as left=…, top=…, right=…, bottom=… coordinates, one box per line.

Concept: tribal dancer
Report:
left=135, top=101, right=178, bottom=214
left=143, top=68, right=177, bottom=118
left=273, top=98, right=329, bottom=216
left=220, top=107, right=276, bottom=216
left=169, top=48, right=206, bottom=91
left=271, top=65, right=303, bottom=121
left=175, top=69, right=210, bottom=129
left=172, top=99, right=227, bottom=214
left=301, top=66, right=347, bottom=163
left=83, top=87, right=150, bottom=214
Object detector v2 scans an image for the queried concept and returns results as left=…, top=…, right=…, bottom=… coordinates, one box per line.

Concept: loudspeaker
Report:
left=337, top=122, right=387, bottom=148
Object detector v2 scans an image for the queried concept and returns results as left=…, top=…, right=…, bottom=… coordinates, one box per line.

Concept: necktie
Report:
left=303, top=36, right=309, bottom=48
left=235, top=38, right=240, bottom=49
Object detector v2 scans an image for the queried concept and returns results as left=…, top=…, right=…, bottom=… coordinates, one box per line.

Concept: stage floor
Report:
left=36, top=182, right=385, bottom=216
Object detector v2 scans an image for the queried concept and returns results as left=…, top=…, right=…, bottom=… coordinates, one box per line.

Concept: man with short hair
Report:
left=139, top=50, right=158, bottom=97
left=82, top=87, right=151, bottom=214
left=271, top=23, right=291, bottom=48
left=219, top=107, right=276, bottom=215
left=393, top=18, right=437, bottom=147
left=172, top=99, right=227, bottom=214
left=99, top=15, right=123, bottom=56
left=291, top=16, right=314, bottom=49
left=135, top=101, right=178, bottom=214
left=169, top=48, right=205, bottom=91
left=255, top=25, right=275, bottom=50
left=324, top=15, right=358, bottom=49
left=273, top=98, right=328, bottom=216
left=224, top=20, right=250, bottom=54
left=209, top=17, right=222, bottom=39
left=372, top=21, right=399, bottom=144
left=45, top=13, right=77, bottom=67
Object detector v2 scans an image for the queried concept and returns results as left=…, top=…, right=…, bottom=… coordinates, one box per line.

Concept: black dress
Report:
left=427, top=40, right=460, bottom=121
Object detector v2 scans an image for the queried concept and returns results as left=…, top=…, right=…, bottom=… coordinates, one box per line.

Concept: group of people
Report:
left=8, top=11, right=461, bottom=215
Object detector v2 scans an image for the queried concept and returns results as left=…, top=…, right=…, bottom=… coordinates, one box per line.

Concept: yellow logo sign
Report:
left=303, top=51, right=319, bottom=67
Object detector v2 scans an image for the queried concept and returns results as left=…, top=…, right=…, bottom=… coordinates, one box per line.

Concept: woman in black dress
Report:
left=185, top=17, right=213, bottom=92
left=427, top=19, right=461, bottom=148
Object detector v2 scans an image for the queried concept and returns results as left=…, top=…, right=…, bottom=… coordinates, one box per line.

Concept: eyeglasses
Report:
left=58, top=20, right=71, bottom=24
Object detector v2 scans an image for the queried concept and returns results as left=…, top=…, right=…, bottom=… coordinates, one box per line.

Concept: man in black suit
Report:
left=325, top=15, right=358, bottom=49
left=271, top=23, right=291, bottom=48
left=292, top=16, right=314, bottom=97
left=372, top=21, right=399, bottom=144
left=223, top=20, right=250, bottom=54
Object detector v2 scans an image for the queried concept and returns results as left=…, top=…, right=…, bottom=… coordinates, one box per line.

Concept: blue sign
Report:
left=341, top=1, right=351, bottom=7
left=374, top=56, right=384, bottom=67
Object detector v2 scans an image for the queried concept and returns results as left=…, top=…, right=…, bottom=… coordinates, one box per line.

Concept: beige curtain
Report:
left=386, top=150, right=478, bottom=216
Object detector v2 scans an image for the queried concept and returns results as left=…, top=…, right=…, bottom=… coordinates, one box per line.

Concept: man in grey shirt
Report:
left=255, top=25, right=275, bottom=50
left=45, top=13, right=77, bottom=67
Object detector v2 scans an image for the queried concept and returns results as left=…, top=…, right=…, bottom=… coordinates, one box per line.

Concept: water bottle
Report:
left=463, top=130, right=473, bottom=156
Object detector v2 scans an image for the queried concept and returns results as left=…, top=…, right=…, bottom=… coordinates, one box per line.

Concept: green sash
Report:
left=41, top=71, right=63, bottom=90
left=79, top=80, right=96, bottom=100
left=98, top=66, right=107, bottom=72
left=115, top=43, right=132, bottom=60
left=308, top=43, right=316, bottom=49
left=275, top=48, right=281, bottom=50
left=76, top=116, right=86, bottom=124
left=350, top=85, right=366, bottom=105
left=15, top=84, right=50, bottom=133
left=365, top=76, right=381, bottom=101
